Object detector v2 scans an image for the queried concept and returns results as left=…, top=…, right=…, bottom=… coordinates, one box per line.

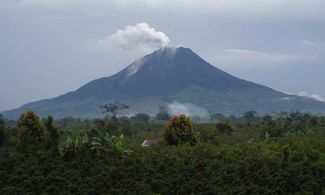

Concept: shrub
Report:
left=163, top=114, right=199, bottom=145
left=17, top=110, right=45, bottom=142
left=215, top=120, right=233, bottom=135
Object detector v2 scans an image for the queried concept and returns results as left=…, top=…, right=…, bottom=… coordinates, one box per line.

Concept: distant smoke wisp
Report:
left=84, top=23, right=170, bottom=56
left=298, top=91, right=325, bottom=102
left=167, top=101, right=209, bottom=118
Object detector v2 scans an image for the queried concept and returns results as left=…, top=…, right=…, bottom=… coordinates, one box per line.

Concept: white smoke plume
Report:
left=84, top=23, right=170, bottom=56
left=167, top=101, right=209, bottom=118
left=297, top=91, right=325, bottom=102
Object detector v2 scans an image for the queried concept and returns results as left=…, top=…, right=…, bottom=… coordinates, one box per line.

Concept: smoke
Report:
left=167, top=101, right=209, bottom=118
left=298, top=91, right=325, bottom=102
left=84, top=23, right=170, bottom=56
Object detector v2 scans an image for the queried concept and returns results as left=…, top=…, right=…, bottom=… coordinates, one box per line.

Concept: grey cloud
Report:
left=299, top=40, right=323, bottom=48
left=211, top=48, right=312, bottom=70
left=11, top=0, right=325, bottom=20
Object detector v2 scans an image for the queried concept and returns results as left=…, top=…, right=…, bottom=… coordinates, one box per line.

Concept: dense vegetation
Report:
left=0, top=110, right=324, bottom=194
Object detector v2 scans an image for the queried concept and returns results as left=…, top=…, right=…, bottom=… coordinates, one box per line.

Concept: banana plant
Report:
left=60, top=131, right=132, bottom=160
left=59, top=136, right=76, bottom=159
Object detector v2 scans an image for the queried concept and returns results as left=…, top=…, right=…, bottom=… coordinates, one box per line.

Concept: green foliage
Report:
left=17, top=110, right=45, bottom=142
left=261, top=115, right=280, bottom=137
left=163, top=114, right=199, bottom=145
left=0, top=111, right=324, bottom=194
left=59, top=129, right=131, bottom=161
left=243, top=110, right=257, bottom=120
left=44, top=116, right=60, bottom=150
left=93, top=118, right=106, bottom=131
left=215, top=120, right=233, bottom=135
left=0, top=138, right=324, bottom=194
left=119, top=116, right=133, bottom=136
left=105, top=120, right=119, bottom=134
left=16, top=111, right=49, bottom=155
left=0, top=114, right=5, bottom=145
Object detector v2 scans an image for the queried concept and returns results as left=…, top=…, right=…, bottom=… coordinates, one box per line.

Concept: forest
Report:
left=0, top=105, right=324, bottom=194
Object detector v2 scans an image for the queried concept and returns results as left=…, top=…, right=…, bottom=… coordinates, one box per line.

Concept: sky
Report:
left=1, top=0, right=325, bottom=111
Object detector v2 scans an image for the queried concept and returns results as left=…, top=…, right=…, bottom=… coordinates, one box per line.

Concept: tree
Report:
left=119, top=116, right=132, bottom=136
left=16, top=111, right=48, bottom=155
left=105, top=121, right=120, bottom=135
left=261, top=115, right=276, bottom=130
left=131, top=113, right=150, bottom=123
left=44, top=116, right=60, bottom=149
left=17, top=110, right=45, bottom=142
left=156, top=106, right=170, bottom=120
left=0, top=114, right=5, bottom=145
left=261, top=115, right=280, bottom=137
left=163, top=114, right=199, bottom=145
left=309, top=116, right=318, bottom=127
left=243, top=110, right=257, bottom=120
left=209, top=112, right=225, bottom=123
left=94, top=118, right=106, bottom=131
left=215, top=120, right=233, bottom=135
left=289, top=111, right=302, bottom=120
left=101, top=102, right=129, bottom=117
left=243, top=110, right=257, bottom=126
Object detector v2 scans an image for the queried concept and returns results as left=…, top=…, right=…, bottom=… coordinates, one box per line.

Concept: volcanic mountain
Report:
left=2, top=47, right=325, bottom=118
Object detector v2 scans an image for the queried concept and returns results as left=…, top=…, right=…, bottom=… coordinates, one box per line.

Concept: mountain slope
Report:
left=2, top=47, right=325, bottom=118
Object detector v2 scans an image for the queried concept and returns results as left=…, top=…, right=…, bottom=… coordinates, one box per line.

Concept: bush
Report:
left=215, top=120, right=233, bottom=135
left=163, top=115, right=199, bottom=145
left=17, top=111, right=47, bottom=142
left=16, top=111, right=48, bottom=155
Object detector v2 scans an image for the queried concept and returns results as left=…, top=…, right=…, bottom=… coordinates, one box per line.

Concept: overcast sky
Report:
left=1, top=0, right=325, bottom=111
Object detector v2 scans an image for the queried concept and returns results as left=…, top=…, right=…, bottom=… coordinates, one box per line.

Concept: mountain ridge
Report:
left=2, top=46, right=325, bottom=119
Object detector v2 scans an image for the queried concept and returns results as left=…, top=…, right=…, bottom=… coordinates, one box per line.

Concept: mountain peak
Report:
left=158, top=46, right=186, bottom=51
left=157, top=46, right=193, bottom=55
left=125, top=46, right=193, bottom=78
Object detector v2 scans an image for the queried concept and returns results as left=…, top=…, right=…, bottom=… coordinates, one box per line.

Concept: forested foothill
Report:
left=0, top=108, right=324, bottom=194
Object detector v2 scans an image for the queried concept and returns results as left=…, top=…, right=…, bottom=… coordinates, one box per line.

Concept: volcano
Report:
left=3, top=47, right=325, bottom=118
